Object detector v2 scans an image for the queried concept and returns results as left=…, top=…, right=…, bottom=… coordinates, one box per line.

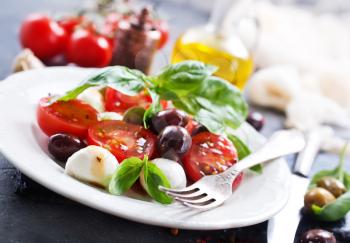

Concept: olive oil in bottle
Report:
left=171, top=0, right=254, bottom=90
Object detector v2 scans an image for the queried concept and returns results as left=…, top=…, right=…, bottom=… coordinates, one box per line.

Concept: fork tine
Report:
left=159, top=184, right=199, bottom=194
left=183, top=199, right=223, bottom=210
left=175, top=195, right=213, bottom=204
left=166, top=190, right=205, bottom=199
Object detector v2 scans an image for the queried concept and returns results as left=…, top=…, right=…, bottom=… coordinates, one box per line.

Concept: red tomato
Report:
left=20, top=13, right=66, bottom=60
left=87, top=120, right=157, bottom=162
left=66, top=29, right=112, bottom=67
left=104, top=87, right=168, bottom=113
left=58, top=16, right=84, bottom=35
left=37, top=97, right=98, bottom=138
left=154, top=20, right=169, bottom=49
left=183, top=132, right=243, bottom=189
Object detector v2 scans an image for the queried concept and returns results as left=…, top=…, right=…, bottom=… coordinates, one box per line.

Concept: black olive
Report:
left=151, top=109, right=189, bottom=134
left=48, top=133, right=86, bottom=162
left=299, top=229, right=336, bottom=243
left=246, top=111, right=265, bottom=131
left=157, top=126, right=192, bottom=161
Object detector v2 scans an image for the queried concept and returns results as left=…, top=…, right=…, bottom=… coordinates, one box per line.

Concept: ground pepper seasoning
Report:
left=111, top=8, right=160, bottom=74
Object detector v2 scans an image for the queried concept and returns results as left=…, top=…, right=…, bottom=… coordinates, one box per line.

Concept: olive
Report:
left=299, top=229, right=336, bottom=243
left=157, top=125, right=192, bottom=161
left=246, top=111, right=265, bottom=131
left=151, top=109, right=189, bottom=134
left=48, top=133, right=86, bottom=162
left=304, top=187, right=336, bottom=211
left=123, top=107, right=145, bottom=125
left=317, top=176, right=347, bottom=198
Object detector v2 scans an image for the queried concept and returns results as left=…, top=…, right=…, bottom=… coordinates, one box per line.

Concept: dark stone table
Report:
left=0, top=0, right=349, bottom=242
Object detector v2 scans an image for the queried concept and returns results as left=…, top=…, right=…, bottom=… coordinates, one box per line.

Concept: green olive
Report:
left=316, top=176, right=347, bottom=198
left=304, top=187, right=336, bottom=211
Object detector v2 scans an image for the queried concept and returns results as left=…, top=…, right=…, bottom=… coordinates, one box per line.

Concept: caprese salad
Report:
left=37, top=61, right=261, bottom=204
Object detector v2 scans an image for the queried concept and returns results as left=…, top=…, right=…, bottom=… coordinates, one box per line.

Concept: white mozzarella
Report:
left=65, top=145, right=119, bottom=188
left=98, top=112, right=123, bottom=121
left=140, top=158, right=187, bottom=191
left=77, top=88, right=105, bottom=112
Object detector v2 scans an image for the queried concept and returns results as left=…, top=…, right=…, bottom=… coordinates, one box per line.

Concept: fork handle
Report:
left=225, top=130, right=305, bottom=178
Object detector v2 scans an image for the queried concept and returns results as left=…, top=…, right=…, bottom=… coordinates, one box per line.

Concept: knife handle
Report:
left=267, top=175, right=310, bottom=243
left=293, top=126, right=333, bottom=177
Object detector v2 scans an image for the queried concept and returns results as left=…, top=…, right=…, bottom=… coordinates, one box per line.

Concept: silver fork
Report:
left=159, top=129, right=306, bottom=210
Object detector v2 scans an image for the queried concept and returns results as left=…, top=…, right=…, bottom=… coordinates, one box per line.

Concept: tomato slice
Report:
left=183, top=132, right=243, bottom=189
left=104, top=87, right=150, bottom=113
left=37, top=97, right=98, bottom=138
left=87, top=120, right=157, bottom=162
left=104, top=87, right=169, bottom=113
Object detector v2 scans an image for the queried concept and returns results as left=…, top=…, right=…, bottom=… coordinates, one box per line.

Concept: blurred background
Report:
left=2, top=0, right=350, bottom=78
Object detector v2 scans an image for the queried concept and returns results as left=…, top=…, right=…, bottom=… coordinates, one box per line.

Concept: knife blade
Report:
left=267, top=126, right=333, bottom=243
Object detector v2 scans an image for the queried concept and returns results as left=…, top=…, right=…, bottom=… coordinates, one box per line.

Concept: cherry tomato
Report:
left=66, top=29, right=112, bottom=67
left=183, top=132, right=243, bottom=189
left=20, top=13, right=66, bottom=60
left=104, top=87, right=168, bottom=113
left=154, top=20, right=169, bottom=49
left=58, top=16, right=84, bottom=35
left=37, top=97, right=98, bottom=138
left=87, top=120, right=157, bottom=162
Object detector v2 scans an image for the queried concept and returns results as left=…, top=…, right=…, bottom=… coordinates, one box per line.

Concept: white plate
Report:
left=0, top=67, right=291, bottom=230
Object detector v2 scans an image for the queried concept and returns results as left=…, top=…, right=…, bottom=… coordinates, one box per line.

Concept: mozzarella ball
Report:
left=140, top=158, right=187, bottom=191
left=65, top=145, right=119, bottom=188
left=98, top=112, right=123, bottom=121
left=77, top=87, right=104, bottom=112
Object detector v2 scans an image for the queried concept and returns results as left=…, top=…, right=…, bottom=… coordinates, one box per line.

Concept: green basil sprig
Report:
left=108, top=156, right=173, bottom=204
left=309, top=145, right=350, bottom=221
left=58, top=61, right=248, bottom=134
left=109, top=157, right=146, bottom=195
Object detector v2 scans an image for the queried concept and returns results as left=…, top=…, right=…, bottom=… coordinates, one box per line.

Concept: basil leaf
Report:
left=143, top=160, right=173, bottom=204
left=312, top=191, right=350, bottom=222
left=169, top=76, right=248, bottom=134
left=143, top=89, right=162, bottom=128
left=227, top=134, right=263, bottom=174
left=343, top=172, right=350, bottom=190
left=108, top=157, right=145, bottom=195
left=58, top=83, right=93, bottom=102
left=59, top=66, right=148, bottom=101
left=156, top=61, right=217, bottom=97
left=227, top=135, right=250, bottom=160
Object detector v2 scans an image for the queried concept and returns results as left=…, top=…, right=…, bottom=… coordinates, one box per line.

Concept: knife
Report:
left=267, top=126, right=333, bottom=243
